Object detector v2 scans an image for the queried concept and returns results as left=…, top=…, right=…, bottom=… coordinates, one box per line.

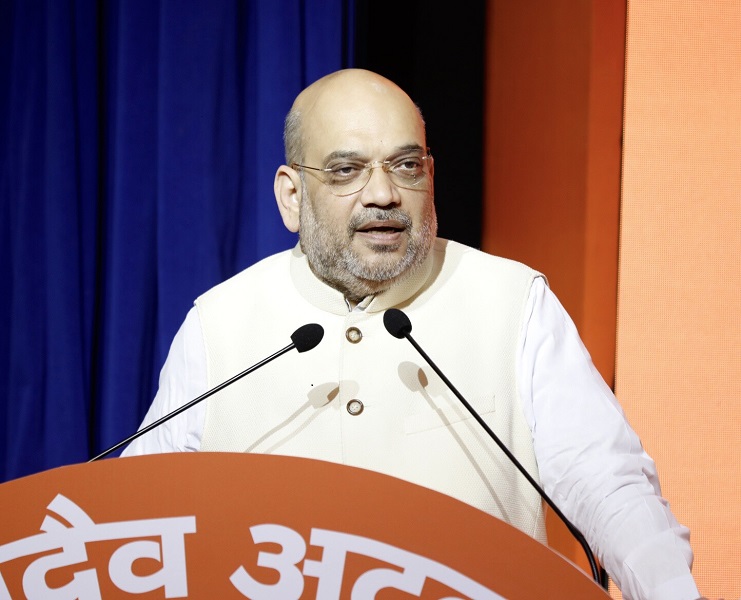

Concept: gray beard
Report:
left=298, top=191, right=437, bottom=302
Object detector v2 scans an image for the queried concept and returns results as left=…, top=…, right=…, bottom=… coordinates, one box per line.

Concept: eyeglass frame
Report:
left=290, top=148, right=434, bottom=197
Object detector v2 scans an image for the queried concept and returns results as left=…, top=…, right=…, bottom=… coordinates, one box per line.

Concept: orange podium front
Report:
left=0, top=453, right=608, bottom=599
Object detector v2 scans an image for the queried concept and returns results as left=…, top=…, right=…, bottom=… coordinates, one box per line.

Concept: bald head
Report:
left=283, top=69, right=425, bottom=165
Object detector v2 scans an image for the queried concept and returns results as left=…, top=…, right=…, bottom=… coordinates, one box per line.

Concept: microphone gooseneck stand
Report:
left=383, top=308, right=601, bottom=585
left=89, top=323, right=324, bottom=462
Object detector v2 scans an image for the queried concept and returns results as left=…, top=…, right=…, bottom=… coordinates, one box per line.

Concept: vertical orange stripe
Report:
left=483, top=0, right=625, bottom=576
left=483, top=0, right=623, bottom=387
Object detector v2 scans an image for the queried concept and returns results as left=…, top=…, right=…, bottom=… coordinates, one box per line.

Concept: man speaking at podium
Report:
left=122, top=69, right=703, bottom=600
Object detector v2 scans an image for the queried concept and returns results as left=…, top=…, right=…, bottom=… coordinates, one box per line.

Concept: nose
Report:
left=359, top=163, right=401, bottom=207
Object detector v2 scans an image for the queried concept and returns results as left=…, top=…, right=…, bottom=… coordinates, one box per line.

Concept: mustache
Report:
left=348, top=208, right=413, bottom=233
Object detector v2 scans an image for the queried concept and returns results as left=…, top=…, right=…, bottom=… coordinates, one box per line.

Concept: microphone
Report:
left=89, top=322, right=324, bottom=462
left=383, top=308, right=602, bottom=585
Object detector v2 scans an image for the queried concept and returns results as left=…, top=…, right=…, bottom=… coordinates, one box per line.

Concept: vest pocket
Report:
left=403, top=403, right=495, bottom=435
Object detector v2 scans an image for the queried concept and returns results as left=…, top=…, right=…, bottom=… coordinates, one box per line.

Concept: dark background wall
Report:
left=353, top=1, right=486, bottom=249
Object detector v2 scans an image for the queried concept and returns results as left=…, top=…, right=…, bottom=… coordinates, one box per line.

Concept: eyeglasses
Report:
left=291, top=149, right=433, bottom=197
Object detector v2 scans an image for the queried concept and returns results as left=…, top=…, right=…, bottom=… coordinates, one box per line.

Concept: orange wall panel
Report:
left=484, top=2, right=740, bottom=597
left=616, top=2, right=741, bottom=598
left=482, top=0, right=624, bottom=387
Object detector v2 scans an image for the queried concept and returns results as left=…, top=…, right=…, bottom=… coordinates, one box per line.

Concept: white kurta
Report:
left=123, top=239, right=699, bottom=600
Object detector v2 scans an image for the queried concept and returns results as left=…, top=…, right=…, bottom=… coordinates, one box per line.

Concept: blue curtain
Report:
left=0, top=0, right=354, bottom=482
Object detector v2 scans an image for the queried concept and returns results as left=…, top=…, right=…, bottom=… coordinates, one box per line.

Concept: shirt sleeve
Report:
left=121, top=307, right=207, bottom=455
left=519, top=277, right=700, bottom=600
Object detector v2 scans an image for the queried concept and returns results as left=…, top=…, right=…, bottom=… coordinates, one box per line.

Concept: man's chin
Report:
left=347, top=253, right=412, bottom=284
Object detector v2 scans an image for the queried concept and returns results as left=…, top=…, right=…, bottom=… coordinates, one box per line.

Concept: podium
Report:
left=0, top=453, right=609, bottom=599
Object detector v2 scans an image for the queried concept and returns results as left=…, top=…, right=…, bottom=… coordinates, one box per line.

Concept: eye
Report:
left=390, top=156, right=425, bottom=178
left=325, top=162, right=364, bottom=184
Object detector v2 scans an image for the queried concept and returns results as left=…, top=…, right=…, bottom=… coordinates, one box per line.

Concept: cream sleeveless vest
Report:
left=197, top=239, right=547, bottom=542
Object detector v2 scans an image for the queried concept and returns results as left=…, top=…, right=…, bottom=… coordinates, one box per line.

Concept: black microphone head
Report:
left=291, top=323, right=324, bottom=353
left=383, top=308, right=412, bottom=339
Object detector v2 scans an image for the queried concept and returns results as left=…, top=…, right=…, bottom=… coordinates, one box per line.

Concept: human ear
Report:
left=274, top=165, right=301, bottom=233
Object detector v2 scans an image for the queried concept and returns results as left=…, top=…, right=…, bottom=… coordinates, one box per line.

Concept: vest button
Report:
left=345, top=327, right=363, bottom=343
left=347, top=399, right=364, bottom=416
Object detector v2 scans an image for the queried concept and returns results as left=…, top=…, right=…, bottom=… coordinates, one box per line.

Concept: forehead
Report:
left=300, top=81, right=426, bottom=162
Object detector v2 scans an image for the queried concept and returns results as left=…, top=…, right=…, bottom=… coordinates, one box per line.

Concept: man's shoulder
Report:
left=196, top=247, right=295, bottom=306
left=432, top=238, right=543, bottom=280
